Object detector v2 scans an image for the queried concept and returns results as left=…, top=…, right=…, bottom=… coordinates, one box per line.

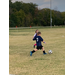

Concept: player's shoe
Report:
left=43, top=53, right=47, bottom=55
left=30, top=51, right=32, bottom=56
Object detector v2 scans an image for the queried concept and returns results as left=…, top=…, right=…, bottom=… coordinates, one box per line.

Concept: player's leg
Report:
left=42, top=47, right=47, bottom=54
left=33, top=43, right=37, bottom=48
left=33, top=48, right=38, bottom=52
left=30, top=49, right=38, bottom=56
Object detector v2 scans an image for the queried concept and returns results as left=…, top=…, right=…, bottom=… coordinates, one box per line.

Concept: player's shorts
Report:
left=36, top=46, right=43, bottom=50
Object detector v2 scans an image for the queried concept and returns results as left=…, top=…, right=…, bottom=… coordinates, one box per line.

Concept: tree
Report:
left=12, top=1, right=23, bottom=11
left=61, top=12, right=65, bottom=25
left=9, top=13, right=17, bottom=27
left=28, top=3, right=38, bottom=17
left=14, top=9, right=26, bottom=27
left=9, top=7, right=13, bottom=15
left=52, top=10, right=64, bottom=26
left=25, top=13, right=33, bottom=26
left=9, top=19, right=15, bottom=27
left=9, top=0, right=65, bottom=27
left=38, top=8, right=50, bottom=26
left=22, top=3, right=29, bottom=14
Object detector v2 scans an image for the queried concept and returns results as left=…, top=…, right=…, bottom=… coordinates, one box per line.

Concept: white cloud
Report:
left=38, top=3, right=51, bottom=9
left=11, top=0, right=15, bottom=3
left=12, top=0, right=42, bottom=3
left=44, top=0, right=50, bottom=2
left=38, top=0, right=58, bottom=9
left=44, top=0, right=54, bottom=2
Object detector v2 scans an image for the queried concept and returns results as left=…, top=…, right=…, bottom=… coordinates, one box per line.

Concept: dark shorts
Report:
left=36, top=46, right=43, bottom=50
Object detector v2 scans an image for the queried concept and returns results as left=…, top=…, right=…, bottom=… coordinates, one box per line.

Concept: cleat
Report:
left=43, top=53, right=47, bottom=55
left=30, top=51, right=32, bottom=56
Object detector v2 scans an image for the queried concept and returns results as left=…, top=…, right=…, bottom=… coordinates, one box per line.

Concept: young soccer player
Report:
left=30, top=32, right=47, bottom=56
left=33, top=29, right=38, bottom=48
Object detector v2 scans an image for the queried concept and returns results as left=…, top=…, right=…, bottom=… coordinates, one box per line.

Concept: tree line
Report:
left=9, top=0, right=65, bottom=27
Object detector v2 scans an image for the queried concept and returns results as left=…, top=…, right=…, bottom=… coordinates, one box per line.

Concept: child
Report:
left=30, top=32, right=47, bottom=56
left=33, top=29, right=38, bottom=48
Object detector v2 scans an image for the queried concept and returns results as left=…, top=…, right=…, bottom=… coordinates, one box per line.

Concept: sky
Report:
left=11, top=0, right=65, bottom=12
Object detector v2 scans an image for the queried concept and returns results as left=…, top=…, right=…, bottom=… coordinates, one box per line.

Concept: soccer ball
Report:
left=48, top=50, right=52, bottom=54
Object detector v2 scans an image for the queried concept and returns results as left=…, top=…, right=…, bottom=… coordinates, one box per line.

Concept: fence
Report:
left=9, top=26, right=65, bottom=30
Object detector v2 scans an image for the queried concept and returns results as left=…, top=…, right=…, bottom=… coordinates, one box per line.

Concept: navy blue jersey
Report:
left=33, top=36, right=43, bottom=46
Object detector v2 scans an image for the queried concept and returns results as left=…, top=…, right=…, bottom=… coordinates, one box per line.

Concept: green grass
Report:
left=9, top=27, right=65, bottom=75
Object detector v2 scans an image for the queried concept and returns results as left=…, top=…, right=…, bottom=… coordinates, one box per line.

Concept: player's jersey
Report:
left=33, top=36, right=43, bottom=46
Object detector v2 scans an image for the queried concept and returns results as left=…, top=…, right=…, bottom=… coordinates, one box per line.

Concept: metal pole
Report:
left=50, top=0, right=52, bottom=28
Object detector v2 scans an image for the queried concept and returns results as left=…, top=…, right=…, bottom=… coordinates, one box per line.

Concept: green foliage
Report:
left=12, top=1, right=23, bottom=11
left=9, top=7, right=13, bottom=15
left=9, top=19, right=15, bottom=27
left=14, top=9, right=26, bottom=27
left=11, top=14, right=18, bottom=25
left=9, top=0, right=65, bottom=27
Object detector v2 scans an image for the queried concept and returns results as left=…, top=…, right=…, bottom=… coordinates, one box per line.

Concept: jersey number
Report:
left=36, top=38, right=38, bottom=42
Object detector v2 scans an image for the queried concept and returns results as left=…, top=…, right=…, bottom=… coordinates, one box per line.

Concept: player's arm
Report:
left=33, top=36, right=36, bottom=40
left=42, top=41, right=46, bottom=44
left=33, top=33, right=36, bottom=39
left=40, top=37, right=46, bottom=44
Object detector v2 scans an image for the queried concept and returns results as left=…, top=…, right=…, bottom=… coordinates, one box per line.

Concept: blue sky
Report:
left=11, top=0, right=65, bottom=12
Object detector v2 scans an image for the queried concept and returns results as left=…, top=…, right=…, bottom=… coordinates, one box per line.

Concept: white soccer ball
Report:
left=48, top=50, right=52, bottom=54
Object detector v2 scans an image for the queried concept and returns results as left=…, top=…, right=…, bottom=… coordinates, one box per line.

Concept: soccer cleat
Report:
left=30, top=51, right=32, bottom=56
left=43, top=53, right=47, bottom=55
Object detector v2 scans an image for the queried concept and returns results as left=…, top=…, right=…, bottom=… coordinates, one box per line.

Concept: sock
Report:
left=34, top=44, right=37, bottom=46
left=43, top=50, right=46, bottom=54
left=32, top=50, right=35, bottom=53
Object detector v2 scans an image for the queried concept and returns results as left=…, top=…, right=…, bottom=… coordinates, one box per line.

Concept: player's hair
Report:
left=35, top=29, right=38, bottom=33
left=37, top=32, right=41, bottom=35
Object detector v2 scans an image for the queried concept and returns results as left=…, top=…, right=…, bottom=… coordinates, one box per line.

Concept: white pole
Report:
left=50, top=0, right=52, bottom=28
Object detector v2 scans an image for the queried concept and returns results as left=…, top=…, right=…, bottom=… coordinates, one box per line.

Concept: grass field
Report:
left=9, top=27, right=65, bottom=75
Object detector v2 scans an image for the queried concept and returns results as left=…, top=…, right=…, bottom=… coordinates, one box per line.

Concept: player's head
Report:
left=35, top=29, right=38, bottom=33
left=37, top=32, right=41, bottom=36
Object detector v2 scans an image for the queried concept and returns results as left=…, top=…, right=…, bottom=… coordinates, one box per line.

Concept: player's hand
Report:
left=43, top=42, right=46, bottom=44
